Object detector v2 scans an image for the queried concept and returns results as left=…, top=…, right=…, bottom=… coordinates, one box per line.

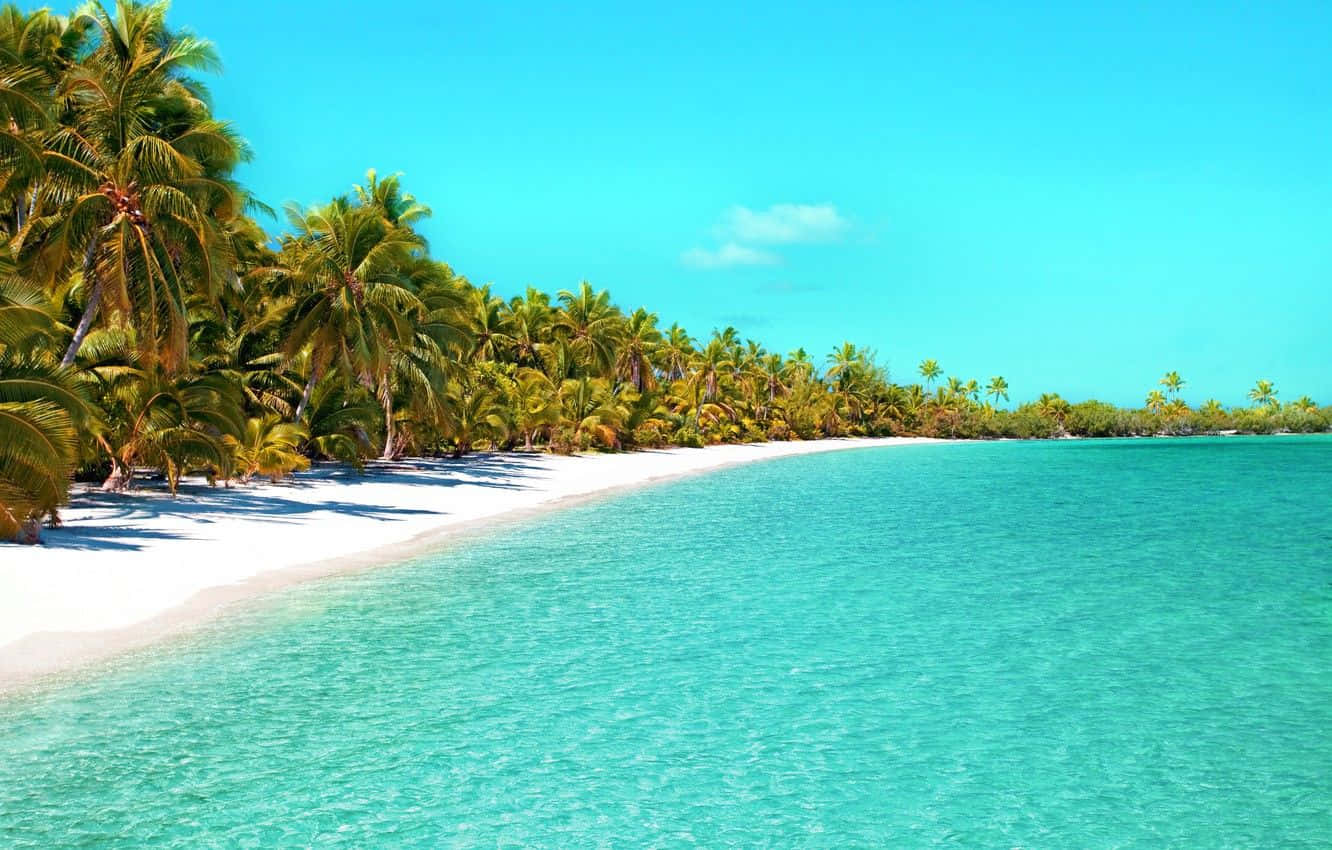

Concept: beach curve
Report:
left=0, top=437, right=938, bottom=692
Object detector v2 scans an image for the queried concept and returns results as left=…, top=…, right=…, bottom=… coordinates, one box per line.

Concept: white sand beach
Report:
left=0, top=437, right=934, bottom=689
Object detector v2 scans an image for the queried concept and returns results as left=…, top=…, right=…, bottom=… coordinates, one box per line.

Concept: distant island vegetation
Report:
left=0, top=2, right=1328, bottom=540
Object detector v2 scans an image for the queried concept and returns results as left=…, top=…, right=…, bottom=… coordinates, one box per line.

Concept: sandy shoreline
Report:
left=0, top=437, right=939, bottom=692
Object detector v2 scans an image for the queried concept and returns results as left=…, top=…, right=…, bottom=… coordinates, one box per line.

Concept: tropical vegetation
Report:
left=0, top=1, right=1328, bottom=541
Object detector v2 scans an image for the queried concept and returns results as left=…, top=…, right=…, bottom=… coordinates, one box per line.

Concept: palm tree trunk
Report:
left=380, top=393, right=396, bottom=460
left=101, top=460, right=131, bottom=492
left=524, top=430, right=534, bottom=452
left=17, top=188, right=36, bottom=232
left=61, top=237, right=102, bottom=367
left=293, top=367, right=319, bottom=422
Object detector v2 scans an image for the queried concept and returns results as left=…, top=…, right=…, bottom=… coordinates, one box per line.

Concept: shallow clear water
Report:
left=2, top=437, right=1331, bottom=847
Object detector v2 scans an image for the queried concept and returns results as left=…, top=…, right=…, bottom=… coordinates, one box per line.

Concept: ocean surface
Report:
left=2, top=437, right=1330, bottom=847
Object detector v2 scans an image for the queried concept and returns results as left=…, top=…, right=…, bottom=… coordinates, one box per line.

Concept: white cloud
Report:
left=680, top=242, right=780, bottom=269
left=723, top=203, right=848, bottom=244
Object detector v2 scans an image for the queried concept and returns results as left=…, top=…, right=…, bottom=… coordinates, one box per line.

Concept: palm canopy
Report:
left=918, top=358, right=941, bottom=387
left=0, top=357, right=88, bottom=535
left=555, top=281, right=622, bottom=375
left=280, top=199, right=426, bottom=420
left=1248, top=379, right=1278, bottom=408
left=18, top=0, right=249, bottom=371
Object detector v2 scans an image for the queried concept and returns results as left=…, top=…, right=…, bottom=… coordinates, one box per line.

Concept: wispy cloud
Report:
left=680, top=242, right=780, bottom=269
left=722, top=203, right=848, bottom=244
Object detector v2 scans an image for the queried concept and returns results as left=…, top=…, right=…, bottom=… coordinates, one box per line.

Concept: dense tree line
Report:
left=1, top=2, right=1327, bottom=541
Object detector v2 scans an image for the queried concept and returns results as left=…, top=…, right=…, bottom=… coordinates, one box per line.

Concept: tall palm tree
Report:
left=1035, top=392, right=1071, bottom=428
left=918, top=358, right=941, bottom=389
left=465, top=285, right=514, bottom=363
left=825, top=341, right=863, bottom=390
left=0, top=7, right=85, bottom=237
left=510, top=367, right=558, bottom=451
left=1160, top=371, right=1185, bottom=398
left=504, top=286, right=552, bottom=368
left=554, top=281, right=621, bottom=376
left=691, top=334, right=735, bottom=404
left=614, top=307, right=661, bottom=391
left=653, top=322, right=693, bottom=382
left=22, top=0, right=250, bottom=371
left=1145, top=389, right=1167, bottom=414
left=963, top=378, right=980, bottom=403
left=354, top=168, right=430, bottom=228
left=945, top=376, right=966, bottom=401
left=1248, top=379, right=1278, bottom=409
left=986, top=375, right=1009, bottom=407
left=279, top=199, right=425, bottom=461
left=785, top=347, right=814, bottom=384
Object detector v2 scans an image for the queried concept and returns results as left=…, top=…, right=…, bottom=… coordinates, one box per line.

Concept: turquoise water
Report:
left=2, top=437, right=1331, bottom=847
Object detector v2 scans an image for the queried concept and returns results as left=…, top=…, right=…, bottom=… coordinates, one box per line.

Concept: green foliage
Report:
left=226, top=415, right=309, bottom=482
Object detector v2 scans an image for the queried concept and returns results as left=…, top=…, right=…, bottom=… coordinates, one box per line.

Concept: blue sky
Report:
left=168, top=0, right=1328, bottom=406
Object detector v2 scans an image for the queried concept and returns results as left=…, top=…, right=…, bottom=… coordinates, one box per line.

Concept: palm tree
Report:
left=0, top=7, right=83, bottom=237
left=226, top=415, right=309, bottom=483
left=279, top=200, right=425, bottom=459
left=963, top=378, right=980, bottom=403
left=1035, top=392, right=1071, bottom=429
left=757, top=352, right=789, bottom=405
left=554, top=281, right=621, bottom=376
left=558, top=375, right=623, bottom=450
left=465, top=285, right=514, bottom=363
left=1248, top=379, right=1278, bottom=409
left=614, top=307, right=661, bottom=391
left=93, top=362, right=244, bottom=493
left=510, top=368, right=559, bottom=451
left=22, top=1, right=250, bottom=371
left=785, top=347, right=814, bottom=384
left=1145, top=389, right=1167, bottom=415
left=918, top=358, right=941, bottom=389
left=354, top=168, right=430, bottom=227
left=691, top=334, right=735, bottom=406
left=437, top=377, right=507, bottom=457
left=1160, top=371, right=1185, bottom=398
left=825, top=342, right=863, bottom=390
left=1290, top=395, right=1318, bottom=412
left=985, top=375, right=1009, bottom=407
left=0, top=358, right=87, bottom=540
left=653, top=322, right=693, bottom=382
left=504, top=287, right=552, bottom=368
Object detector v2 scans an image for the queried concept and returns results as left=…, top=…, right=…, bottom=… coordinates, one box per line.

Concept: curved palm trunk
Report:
left=61, top=235, right=103, bottom=367
left=61, top=282, right=101, bottom=367
left=101, top=460, right=131, bottom=492
left=293, top=367, right=319, bottom=422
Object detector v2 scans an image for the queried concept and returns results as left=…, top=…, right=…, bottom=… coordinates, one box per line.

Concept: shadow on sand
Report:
left=39, top=452, right=549, bottom=553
